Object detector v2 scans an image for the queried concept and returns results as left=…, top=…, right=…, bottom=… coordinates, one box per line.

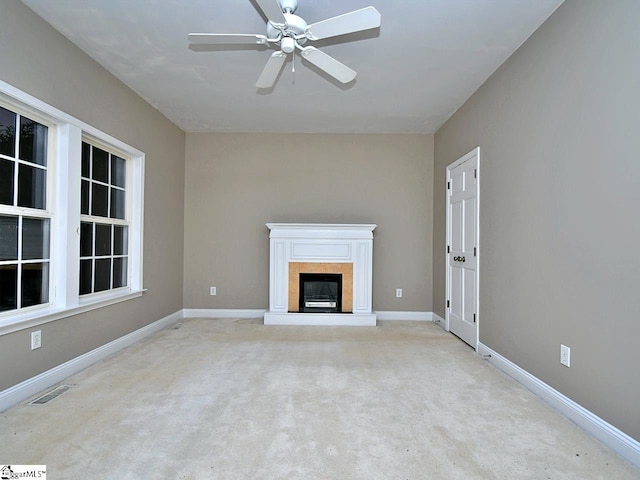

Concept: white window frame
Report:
left=0, top=104, right=53, bottom=314
left=79, top=138, right=132, bottom=298
left=0, top=80, right=145, bottom=336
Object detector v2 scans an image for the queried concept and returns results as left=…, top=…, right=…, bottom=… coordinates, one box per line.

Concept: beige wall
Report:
left=433, top=0, right=640, bottom=440
left=0, top=1, right=185, bottom=390
left=7, top=0, right=636, bottom=447
left=184, top=133, right=433, bottom=312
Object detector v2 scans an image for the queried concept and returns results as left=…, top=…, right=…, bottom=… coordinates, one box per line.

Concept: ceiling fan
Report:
left=188, top=0, right=381, bottom=88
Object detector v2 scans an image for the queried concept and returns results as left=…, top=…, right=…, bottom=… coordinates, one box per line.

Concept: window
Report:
left=0, top=106, right=51, bottom=312
left=80, top=142, right=129, bottom=295
left=0, top=81, right=145, bottom=335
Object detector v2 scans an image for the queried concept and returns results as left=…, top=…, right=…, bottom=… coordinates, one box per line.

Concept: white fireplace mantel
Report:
left=264, top=223, right=377, bottom=326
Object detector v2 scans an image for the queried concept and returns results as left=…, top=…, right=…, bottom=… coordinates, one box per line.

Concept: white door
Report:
left=446, top=148, right=479, bottom=349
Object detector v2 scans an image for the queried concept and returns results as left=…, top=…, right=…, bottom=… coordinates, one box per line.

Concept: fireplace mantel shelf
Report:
left=264, top=223, right=377, bottom=326
left=266, top=223, right=376, bottom=239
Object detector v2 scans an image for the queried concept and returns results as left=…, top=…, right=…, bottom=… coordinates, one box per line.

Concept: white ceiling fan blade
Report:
left=300, top=47, right=356, bottom=84
left=255, top=0, right=287, bottom=27
left=188, top=33, right=268, bottom=45
left=256, top=51, right=288, bottom=88
left=305, top=6, right=381, bottom=41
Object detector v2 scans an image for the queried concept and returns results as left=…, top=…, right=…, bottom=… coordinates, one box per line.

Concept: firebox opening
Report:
left=299, top=273, right=342, bottom=313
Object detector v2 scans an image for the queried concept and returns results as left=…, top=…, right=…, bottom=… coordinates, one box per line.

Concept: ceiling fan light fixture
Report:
left=281, top=36, right=295, bottom=53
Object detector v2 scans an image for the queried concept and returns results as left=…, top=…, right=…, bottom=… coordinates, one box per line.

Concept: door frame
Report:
left=445, top=147, right=480, bottom=349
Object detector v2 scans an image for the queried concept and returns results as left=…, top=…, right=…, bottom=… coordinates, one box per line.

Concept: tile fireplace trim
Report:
left=265, top=223, right=376, bottom=326
left=289, top=262, right=354, bottom=313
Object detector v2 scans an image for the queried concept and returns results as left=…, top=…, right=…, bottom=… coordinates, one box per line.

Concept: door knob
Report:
left=453, top=256, right=459, bottom=261
left=461, top=256, right=465, bottom=262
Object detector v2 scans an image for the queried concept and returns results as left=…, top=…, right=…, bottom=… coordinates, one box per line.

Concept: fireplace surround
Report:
left=264, top=223, right=377, bottom=326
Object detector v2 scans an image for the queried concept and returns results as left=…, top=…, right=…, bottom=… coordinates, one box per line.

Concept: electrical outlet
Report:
left=210, top=286, right=217, bottom=296
left=31, top=330, right=42, bottom=350
left=560, top=344, right=570, bottom=367
left=396, top=288, right=403, bottom=298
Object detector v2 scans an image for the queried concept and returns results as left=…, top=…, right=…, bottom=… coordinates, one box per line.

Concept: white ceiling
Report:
left=21, top=0, right=564, bottom=134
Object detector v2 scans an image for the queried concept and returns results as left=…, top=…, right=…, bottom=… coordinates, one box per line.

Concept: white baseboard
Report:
left=478, top=343, right=640, bottom=469
left=375, top=311, right=432, bottom=321
left=0, top=310, right=182, bottom=413
left=183, top=309, right=435, bottom=323
left=182, top=308, right=266, bottom=319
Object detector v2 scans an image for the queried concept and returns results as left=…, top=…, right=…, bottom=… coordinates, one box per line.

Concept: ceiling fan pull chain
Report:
left=292, top=50, right=296, bottom=84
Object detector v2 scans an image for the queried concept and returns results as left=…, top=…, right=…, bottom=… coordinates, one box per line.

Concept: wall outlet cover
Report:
left=560, top=344, right=570, bottom=367
left=31, top=330, right=42, bottom=350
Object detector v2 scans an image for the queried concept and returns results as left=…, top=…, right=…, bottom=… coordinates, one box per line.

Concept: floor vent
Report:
left=30, top=385, right=73, bottom=405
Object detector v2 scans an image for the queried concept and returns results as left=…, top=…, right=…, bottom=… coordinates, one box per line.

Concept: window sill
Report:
left=0, top=289, right=145, bottom=336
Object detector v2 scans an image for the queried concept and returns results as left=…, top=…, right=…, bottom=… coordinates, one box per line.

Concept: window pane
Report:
left=81, top=142, right=91, bottom=178
left=94, top=258, right=111, bottom=292
left=92, top=147, right=108, bottom=183
left=95, top=223, right=111, bottom=256
left=79, top=259, right=92, bottom=295
left=19, top=116, right=48, bottom=166
left=111, top=155, right=125, bottom=187
left=91, top=183, right=108, bottom=217
left=81, top=180, right=90, bottom=214
left=17, top=164, right=46, bottom=209
left=110, top=188, right=125, bottom=219
left=0, top=215, right=18, bottom=260
left=21, top=262, right=49, bottom=307
left=113, top=257, right=127, bottom=288
left=114, top=225, right=128, bottom=255
left=0, top=106, right=16, bottom=157
left=80, top=222, right=93, bottom=257
left=22, top=218, right=50, bottom=260
left=0, top=158, right=14, bottom=205
left=0, top=264, right=17, bottom=311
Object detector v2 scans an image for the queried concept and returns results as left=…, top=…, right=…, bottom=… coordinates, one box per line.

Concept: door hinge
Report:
left=447, top=181, right=451, bottom=190
left=474, top=247, right=477, bottom=256
left=473, top=313, right=476, bottom=323
left=447, top=245, right=450, bottom=254
left=474, top=168, right=477, bottom=179
left=447, top=300, right=450, bottom=309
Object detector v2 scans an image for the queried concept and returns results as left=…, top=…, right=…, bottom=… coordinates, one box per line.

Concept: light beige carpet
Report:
left=1, top=318, right=638, bottom=479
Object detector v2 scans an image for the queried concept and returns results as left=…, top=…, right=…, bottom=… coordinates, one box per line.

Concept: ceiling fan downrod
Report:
left=278, top=0, right=298, bottom=14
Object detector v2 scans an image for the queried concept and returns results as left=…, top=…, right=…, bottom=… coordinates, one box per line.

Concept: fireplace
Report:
left=299, top=273, right=342, bottom=313
left=264, top=223, right=377, bottom=326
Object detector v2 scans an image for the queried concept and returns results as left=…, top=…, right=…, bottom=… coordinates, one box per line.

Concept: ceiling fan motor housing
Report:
left=267, top=13, right=308, bottom=46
